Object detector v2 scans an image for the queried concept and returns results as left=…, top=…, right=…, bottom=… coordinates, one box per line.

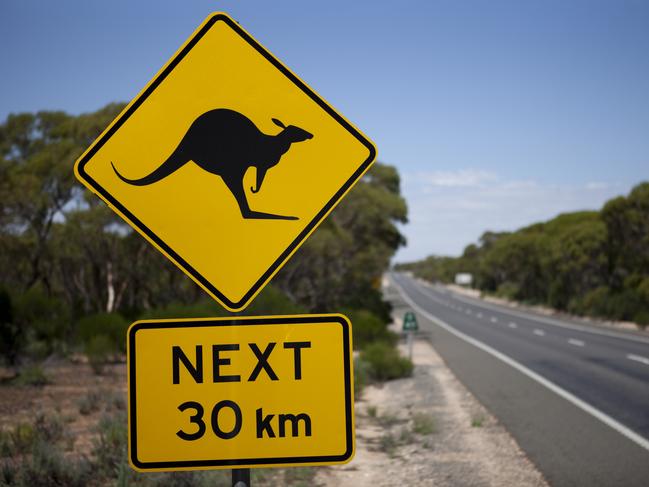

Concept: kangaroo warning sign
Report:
left=127, top=314, right=354, bottom=471
left=74, top=12, right=376, bottom=311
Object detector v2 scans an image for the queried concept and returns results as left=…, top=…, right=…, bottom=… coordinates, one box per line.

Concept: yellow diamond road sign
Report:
left=127, top=314, right=354, bottom=470
left=74, top=12, right=376, bottom=311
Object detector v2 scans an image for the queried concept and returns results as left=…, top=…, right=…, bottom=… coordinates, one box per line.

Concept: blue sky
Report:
left=2, top=0, right=648, bottom=261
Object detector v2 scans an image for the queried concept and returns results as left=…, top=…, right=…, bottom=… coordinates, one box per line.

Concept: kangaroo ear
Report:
left=272, top=118, right=286, bottom=129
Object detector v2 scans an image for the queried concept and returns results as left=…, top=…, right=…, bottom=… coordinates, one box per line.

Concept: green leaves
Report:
left=275, top=162, right=407, bottom=318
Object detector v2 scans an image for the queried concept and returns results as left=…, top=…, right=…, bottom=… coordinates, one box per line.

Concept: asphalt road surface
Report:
left=389, top=272, right=649, bottom=487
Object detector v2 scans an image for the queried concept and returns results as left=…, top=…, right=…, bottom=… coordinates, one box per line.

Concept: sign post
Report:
left=402, top=311, right=419, bottom=359
left=74, top=12, right=375, bottom=482
left=232, top=469, right=250, bottom=487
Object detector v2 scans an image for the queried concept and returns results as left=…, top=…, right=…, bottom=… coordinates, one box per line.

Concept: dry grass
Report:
left=0, top=359, right=321, bottom=486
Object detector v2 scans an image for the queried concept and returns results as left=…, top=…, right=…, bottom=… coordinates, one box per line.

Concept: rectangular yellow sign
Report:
left=127, top=314, right=354, bottom=471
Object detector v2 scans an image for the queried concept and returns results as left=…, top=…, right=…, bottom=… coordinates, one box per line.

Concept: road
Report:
left=389, top=272, right=649, bottom=486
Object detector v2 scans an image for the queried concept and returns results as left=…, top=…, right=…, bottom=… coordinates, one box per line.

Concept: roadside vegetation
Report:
left=397, top=183, right=649, bottom=329
left=0, top=105, right=411, bottom=484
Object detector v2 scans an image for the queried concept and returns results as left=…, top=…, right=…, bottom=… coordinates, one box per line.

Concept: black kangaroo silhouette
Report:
left=111, top=108, right=313, bottom=220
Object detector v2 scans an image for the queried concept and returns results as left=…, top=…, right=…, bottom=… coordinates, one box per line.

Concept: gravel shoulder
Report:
left=317, top=286, right=548, bottom=486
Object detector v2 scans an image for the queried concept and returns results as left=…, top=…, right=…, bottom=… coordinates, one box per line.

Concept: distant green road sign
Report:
left=403, top=311, right=418, bottom=331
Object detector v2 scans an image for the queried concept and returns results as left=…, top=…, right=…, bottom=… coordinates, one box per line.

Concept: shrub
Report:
left=353, top=357, right=371, bottom=395
left=378, top=432, right=399, bottom=455
left=33, top=414, right=64, bottom=444
left=139, top=299, right=227, bottom=320
left=20, top=440, right=90, bottom=487
left=361, top=342, right=413, bottom=381
left=92, top=412, right=128, bottom=477
left=109, top=392, right=127, bottom=412
left=0, top=431, right=10, bottom=457
left=366, top=405, right=377, bottom=418
left=343, top=308, right=396, bottom=350
left=2, top=423, right=37, bottom=456
left=148, top=470, right=230, bottom=487
left=23, top=339, right=53, bottom=361
left=412, top=413, right=436, bottom=435
left=13, top=286, right=71, bottom=352
left=571, top=286, right=610, bottom=316
left=1, top=460, right=18, bottom=484
left=633, top=311, right=649, bottom=330
left=0, top=414, right=68, bottom=461
left=495, top=282, right=519, bottom=300
left=13, top=364, right=49, bottom=386
left=140, top=286, right=302, bottom=321
left=76, top=312, right=128, bottom=353
left=602, top=289, right=644, bottom=321
left=77, top=391, right=102, bottom=415
left=342, top=287, right=393, bottom=323
left=85, top=335, right=113, bottom=375
left=637, top=277, right=649, bottom=301
left=245, top=285, right=306, bottom=315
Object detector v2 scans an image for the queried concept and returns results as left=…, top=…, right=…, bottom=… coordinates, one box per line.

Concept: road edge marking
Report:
left=391, top=276, right=649, bottom=453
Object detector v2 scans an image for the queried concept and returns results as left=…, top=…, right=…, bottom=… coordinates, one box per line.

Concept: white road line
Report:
left=476, top=312, right=483, bottom=318
left=391, top=277, right=649, bottom=452
left=627, top=354, right=649, bottom=366
left=490, top=317, right=498, bottom=323
left=509, top=322, right=518, bottom=329
left=568, top=339, right=585, bottom=347
left=534, top=329, right=546, bottom=336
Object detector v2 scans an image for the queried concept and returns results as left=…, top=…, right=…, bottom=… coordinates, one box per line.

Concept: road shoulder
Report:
left=317, top=330, right=548, bottom=486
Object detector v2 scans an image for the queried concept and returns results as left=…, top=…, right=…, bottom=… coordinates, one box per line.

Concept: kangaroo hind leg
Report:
left=221, top=174, right=298, bottom=221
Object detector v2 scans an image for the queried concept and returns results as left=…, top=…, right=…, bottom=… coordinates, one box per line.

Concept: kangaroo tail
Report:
left=112, top=147, right=187, bottom=186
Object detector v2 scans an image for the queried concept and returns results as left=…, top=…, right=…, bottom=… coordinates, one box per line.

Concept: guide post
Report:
left=402, top=311, right=419, bottom=359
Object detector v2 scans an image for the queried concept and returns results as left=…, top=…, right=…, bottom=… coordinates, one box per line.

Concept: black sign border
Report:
left=75, top=12, right=376, bottom=311
left=128, top=314, right=354, bottom=470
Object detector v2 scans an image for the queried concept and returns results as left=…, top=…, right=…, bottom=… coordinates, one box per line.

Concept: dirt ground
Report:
left=0, top=357, right=127, bottom=459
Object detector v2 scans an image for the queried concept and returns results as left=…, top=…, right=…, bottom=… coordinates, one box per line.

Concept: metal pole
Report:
left=232, top=468, right=251, bottom=487
left=407, top=331, right=413, bottom=360
left=230, top=302, right=250, bottom=486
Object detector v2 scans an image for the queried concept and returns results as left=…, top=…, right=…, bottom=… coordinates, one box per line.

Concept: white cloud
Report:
left=585, top=181, right=609, bottom=190
left=395, top=171, right=632, bottom=262
left=412, top=169, right=498, bottom=188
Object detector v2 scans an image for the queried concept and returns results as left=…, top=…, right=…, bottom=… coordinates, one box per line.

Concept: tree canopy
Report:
left=0, top=104, right=407, bottom=362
